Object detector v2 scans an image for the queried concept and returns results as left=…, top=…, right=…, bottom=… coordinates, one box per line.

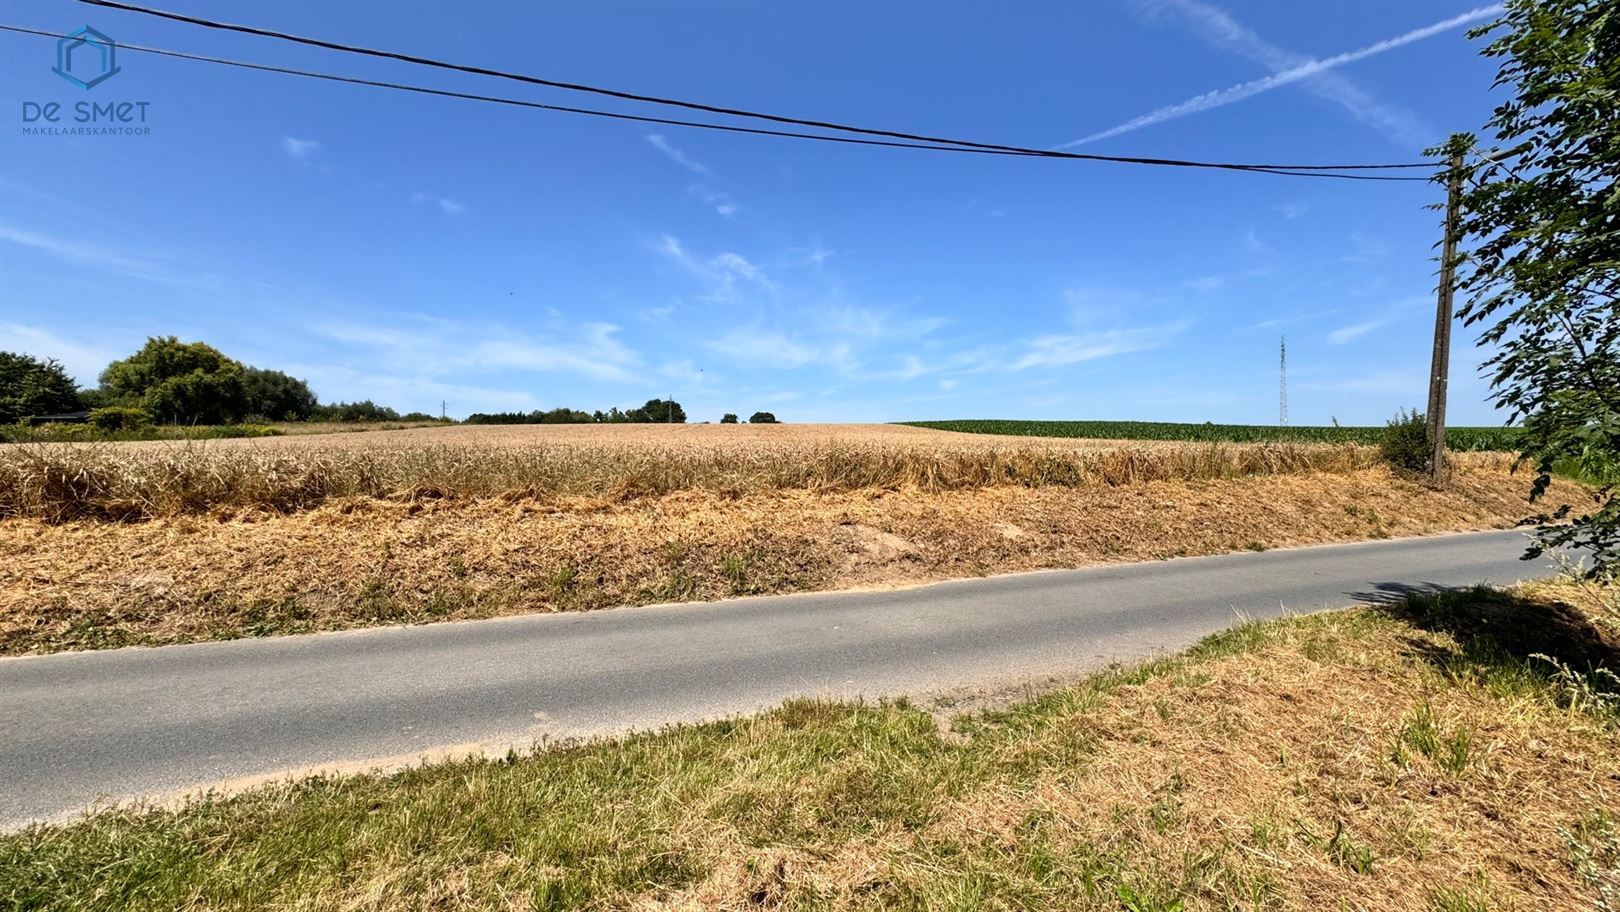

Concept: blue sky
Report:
left=1, top=0, right=1510, bottom=424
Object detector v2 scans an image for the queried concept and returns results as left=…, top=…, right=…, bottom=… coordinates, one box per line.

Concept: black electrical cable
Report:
left=78, top=0, right=1440, bottom=176
left=4, top=24, right=1432, bottom=181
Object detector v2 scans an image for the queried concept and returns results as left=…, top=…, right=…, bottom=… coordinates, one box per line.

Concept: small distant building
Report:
left=26, top=411, right=90, bottom=426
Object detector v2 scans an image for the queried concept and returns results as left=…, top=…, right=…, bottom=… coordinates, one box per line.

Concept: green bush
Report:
left=748, top=412, right=778, bottom=424
left=1379, top=409, right=1431, bottom=474
left=99, top=337, right=247, bottom=425
left=88, top=406, right=151, bottom=431
left=241, top=367, right=316, bottom=421
left=629, top=399, right=686, bottom=424
left=720, top=413, right=739, bottom=424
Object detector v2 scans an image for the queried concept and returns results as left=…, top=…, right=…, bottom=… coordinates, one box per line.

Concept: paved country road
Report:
left=0, top=528, right=1554, bottom=829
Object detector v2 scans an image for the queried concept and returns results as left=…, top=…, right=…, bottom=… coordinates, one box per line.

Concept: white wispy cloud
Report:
left=787, top=243, right=834, bottom=269
left=1012, top=321, right=1191, bottom=369
left=0, top=323, right=121, bottom=385
left=813, top=305, right=947, bottom=342
left=695, top=301, right=956, bottom=378
left=1328, top=318, right=1391, bottom=344
left=658, top=359, right=709, bottom=384
left=705, top=327, right=819, bottom=368
left=646, top=133, right=714, bottom=177
left=471, top=328, right=636, bottom=382
left=1183, top=272, right=1234, bottom=292
left=1061, top=4, right=1501, bottom=147
left=656, top=234, right=704, bottom=278
left=1242, top=229, right=1277, bottom=258
left=1340, top=231, right=1390, bottom=264
left=657, top=238, right=1194, bottom=390
left=283, top=362, right=544, bottom=416
left=0, top=223, right=217, bottom=288
left=877, top=346, right=999, bottom=382
left=1182, top=265, right=1271, bottom=292
left=317, top=321, right=446, bottom=351
left=689, top=184, right=738, bottom=218
left=314, top=316, right=640, bottom=384
left=282, top=137, right=321, bottom=161
left=0, top=223, right=154, bottom=275
left=410, top=192, right=468, bottom=216
left=656, top=234, right=775, bottom=300
left=1136, top=0, right=1434, bottom=147
left=1245, top=307, right=1341, bottom=331
left=711, top=252, right=765, bottom=285
left=1300, top=368, right=1424, bottom=395
left=0, top=178, right=117, bottom=228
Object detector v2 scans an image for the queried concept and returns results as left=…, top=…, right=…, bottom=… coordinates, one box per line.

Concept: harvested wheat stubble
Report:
left=0, top=462, right=1584, bottom=655
left=0, top=422, right=1467, bottom=521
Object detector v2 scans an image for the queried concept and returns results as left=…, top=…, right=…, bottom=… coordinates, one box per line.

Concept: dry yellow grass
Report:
left=0, top=455, right=1584, bottom=654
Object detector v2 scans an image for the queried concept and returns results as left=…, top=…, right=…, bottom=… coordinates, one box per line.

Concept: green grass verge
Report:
left=902, top=419, right=1522, bottom=451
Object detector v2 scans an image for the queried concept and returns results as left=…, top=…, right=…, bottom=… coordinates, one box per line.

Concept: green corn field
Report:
left=901, top=420, right=1522, bottom=452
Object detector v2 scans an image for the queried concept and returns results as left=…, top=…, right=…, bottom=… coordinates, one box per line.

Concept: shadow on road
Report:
left=1344, top=581, right=1452, bottom=606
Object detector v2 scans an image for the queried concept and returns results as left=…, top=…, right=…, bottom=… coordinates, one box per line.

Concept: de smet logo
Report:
left=23, top=25, right=153, bottom=136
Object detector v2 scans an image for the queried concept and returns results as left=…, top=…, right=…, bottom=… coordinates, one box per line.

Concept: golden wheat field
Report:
left=0, top=422, right=1428, bottom=520
left=0, top=424, right=1582, bottom=654
left=100, top=421, right=1191, bottom=453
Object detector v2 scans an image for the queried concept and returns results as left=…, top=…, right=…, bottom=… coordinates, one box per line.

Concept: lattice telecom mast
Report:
left=1279, top=335, right=1289, bottom=426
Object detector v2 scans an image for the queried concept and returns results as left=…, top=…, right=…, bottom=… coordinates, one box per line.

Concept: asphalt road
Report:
left=0, top=528, right=1553, bottom=829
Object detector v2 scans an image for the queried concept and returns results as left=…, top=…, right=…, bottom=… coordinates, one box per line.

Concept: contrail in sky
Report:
left=1060, top=4, right=1503, bottom=148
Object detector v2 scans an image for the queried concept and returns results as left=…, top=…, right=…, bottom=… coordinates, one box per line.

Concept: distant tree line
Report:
left=3, top=338, right=783, bottom=429
left=465, top=402, right=782, bottom=425
left=718, top=412, right=780, bottom=424
left=0, top=351, right=80, bottom=424
left=466, top=399, right=688, bottom=425
left=0, top=338, right=434, bottom=425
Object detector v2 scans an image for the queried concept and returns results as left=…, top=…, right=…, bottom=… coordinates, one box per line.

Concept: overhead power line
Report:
left=77, top=0, right=1437, bottom=179
left=0, top=25, right=1048, bottom=159
left=3, top=24, right=1428, bottom=181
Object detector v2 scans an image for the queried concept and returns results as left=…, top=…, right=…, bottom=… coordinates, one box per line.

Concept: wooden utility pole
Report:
left=1425, top=150, right=1464, bottom=484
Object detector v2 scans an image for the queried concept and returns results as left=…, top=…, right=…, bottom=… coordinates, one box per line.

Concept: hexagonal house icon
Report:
left=53, top=26, right=120, bottom=90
